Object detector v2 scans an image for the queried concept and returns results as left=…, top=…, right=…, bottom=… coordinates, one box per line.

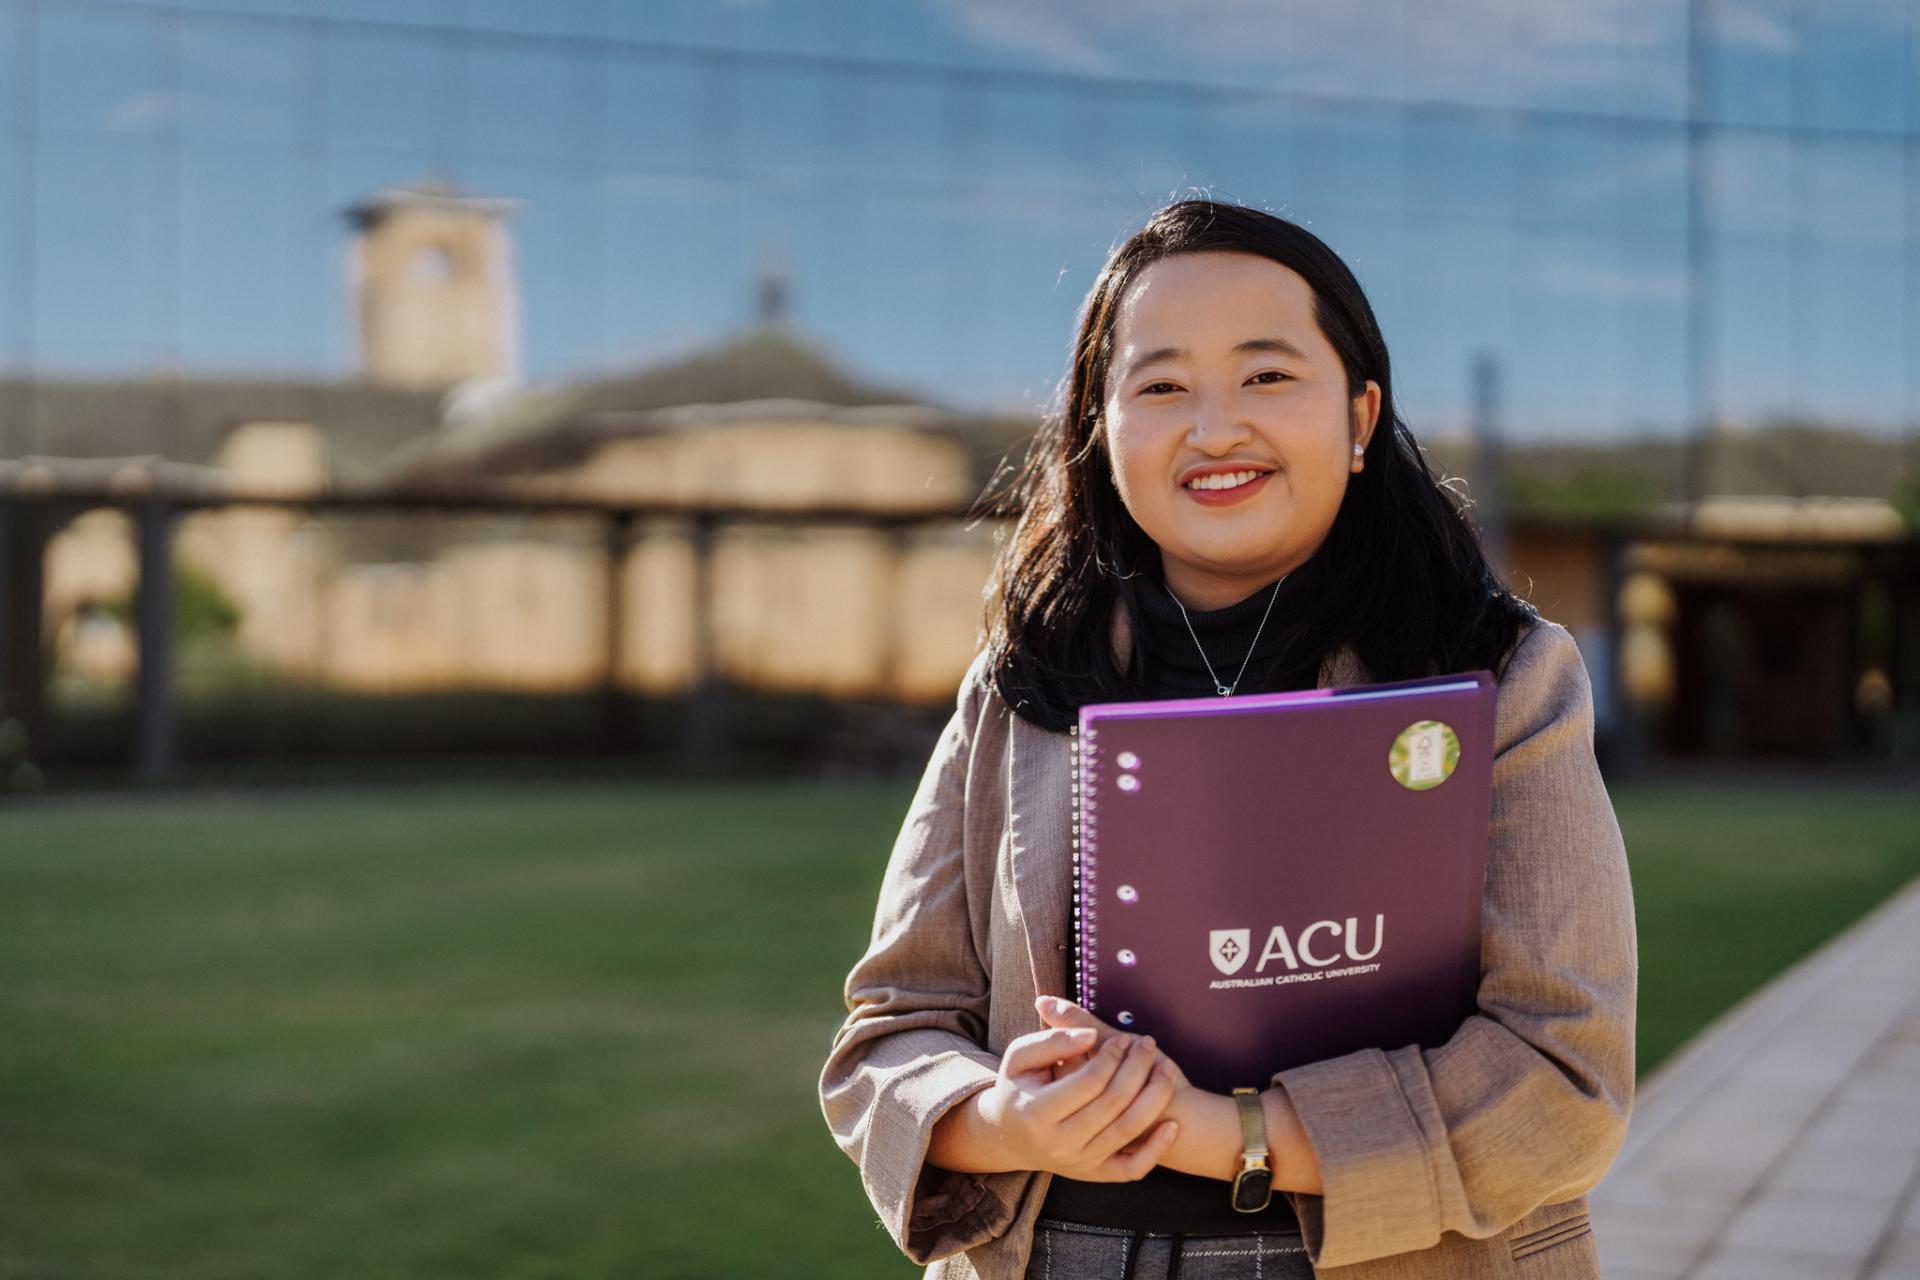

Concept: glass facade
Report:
left=0, top=0, right=1913, bottom=451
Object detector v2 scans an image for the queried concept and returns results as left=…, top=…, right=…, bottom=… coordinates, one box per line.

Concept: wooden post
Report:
left=683, top=511, right=724, bottom=768
left=601, top=511, right=635, bottom=751
left=136, top=500, right=176, bottom=779
left=0, top=496, right=51, bottom=773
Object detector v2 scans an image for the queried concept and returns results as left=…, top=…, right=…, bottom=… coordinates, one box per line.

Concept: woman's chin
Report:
left=1167, top=540, right=1291, bottom=575
left=1170, top=513, right=1290, bottom=556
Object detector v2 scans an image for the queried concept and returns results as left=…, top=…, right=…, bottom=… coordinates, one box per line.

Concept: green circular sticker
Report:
left=1389, top=720, right=1460, bottom=791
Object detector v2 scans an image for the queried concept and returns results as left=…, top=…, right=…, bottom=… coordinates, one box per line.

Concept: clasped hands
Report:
left=972, top=992, right=1201, bottom=1183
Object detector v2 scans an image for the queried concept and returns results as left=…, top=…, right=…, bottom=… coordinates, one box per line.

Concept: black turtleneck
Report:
left=1036, top=552, right=1304, bottom=1235
left=1126, top=554, right=1297, bottom=699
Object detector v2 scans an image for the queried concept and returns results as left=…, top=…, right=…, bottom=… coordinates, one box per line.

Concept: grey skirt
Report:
left=1024, top=1217, right=1314, bottom=1280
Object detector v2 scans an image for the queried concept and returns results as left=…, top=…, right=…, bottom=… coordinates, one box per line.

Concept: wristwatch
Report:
left=1229, top=1087, right=1274, bottom=1212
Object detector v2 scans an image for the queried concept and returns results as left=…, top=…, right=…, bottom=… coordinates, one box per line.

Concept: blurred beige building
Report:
left=38, top=395, right=1016, bottom=705
left=15, top=177, right=1917, bottom=762
left=32, top=178, right=1027, bottom=705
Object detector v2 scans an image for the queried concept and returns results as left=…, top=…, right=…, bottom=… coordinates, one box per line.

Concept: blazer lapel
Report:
left=1002, top=600, right=1372, bottom=1003
left=1006, top=711, right=1077, bottom=1001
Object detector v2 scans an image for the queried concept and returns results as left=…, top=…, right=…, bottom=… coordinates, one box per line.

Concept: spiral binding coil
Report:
left=1069, top=720, right=1100, bottom=1010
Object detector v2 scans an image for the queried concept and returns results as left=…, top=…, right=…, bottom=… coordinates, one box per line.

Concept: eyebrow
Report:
left=1121, top=337, right=1311, bottom=384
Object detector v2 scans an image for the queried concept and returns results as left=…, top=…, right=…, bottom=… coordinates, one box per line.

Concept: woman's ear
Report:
left=1353, top=380, right=1382, bottom=446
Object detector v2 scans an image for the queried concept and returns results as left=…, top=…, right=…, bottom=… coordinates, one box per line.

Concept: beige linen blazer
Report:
left=819, top=610, right=1637, bottom=1278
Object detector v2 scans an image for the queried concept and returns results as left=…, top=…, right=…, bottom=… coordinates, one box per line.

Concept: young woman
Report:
left=820, top=199, right=1637, bottom=1280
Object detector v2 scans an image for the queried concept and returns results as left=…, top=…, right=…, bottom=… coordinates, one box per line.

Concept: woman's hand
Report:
left=1034, top=994, right=1194, bottom=1092
left=974, top=1021, right=1181, bottom=1182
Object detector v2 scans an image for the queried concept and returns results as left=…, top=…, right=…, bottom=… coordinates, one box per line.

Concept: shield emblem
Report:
left=1209, top=928, right=1251, bottom=976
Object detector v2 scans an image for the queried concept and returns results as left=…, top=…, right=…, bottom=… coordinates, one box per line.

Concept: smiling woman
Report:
left=1103, top=252, right=1377, bottom=608
left=820, top=199, right=1634, bottom=1280
left=982, top=199, right=1539, bottom=725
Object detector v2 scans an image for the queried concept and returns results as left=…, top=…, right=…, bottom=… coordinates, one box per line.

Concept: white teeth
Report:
left=1185, top=469, right=1265, bottom=491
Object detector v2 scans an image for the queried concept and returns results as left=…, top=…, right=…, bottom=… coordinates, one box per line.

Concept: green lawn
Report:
left=0, top=778, right=1915, bottom=1279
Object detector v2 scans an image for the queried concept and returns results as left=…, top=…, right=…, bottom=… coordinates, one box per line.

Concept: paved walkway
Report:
left=1591, top=871, right=1920, bottom=1279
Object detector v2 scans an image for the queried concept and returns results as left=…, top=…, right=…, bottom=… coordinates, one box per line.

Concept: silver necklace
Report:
left=1171, top=573, right=1287, bottom=696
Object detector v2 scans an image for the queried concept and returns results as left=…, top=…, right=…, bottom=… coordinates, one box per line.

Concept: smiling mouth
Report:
left=1182, top=469, right=1272, bottom=492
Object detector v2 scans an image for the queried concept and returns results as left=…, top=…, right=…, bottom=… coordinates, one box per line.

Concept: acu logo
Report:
left=1209, top=915, right=1386, bottom=976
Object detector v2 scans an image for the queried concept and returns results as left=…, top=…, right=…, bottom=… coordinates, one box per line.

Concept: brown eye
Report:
left=1140, top=382, right=1177, bottom=396
left=1250, top=371, right=1291, bottom=385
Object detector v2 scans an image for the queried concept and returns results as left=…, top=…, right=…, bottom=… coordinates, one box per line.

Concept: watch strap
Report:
left=1229, top=1087, right=1274, bottom=1213
left=1232, top=1087, right=1269, bottom=1156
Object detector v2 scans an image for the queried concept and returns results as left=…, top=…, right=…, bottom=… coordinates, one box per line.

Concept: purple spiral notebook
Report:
left=1070, top=671, right=1498, bottom=1094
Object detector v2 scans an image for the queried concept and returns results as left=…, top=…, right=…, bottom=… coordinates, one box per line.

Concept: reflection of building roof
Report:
left=0, top=323, right=1040, bottom=509
left=372, top=321, right=1038, bottom=491
left=1422, top=425, right=1920, bottom=531
left=1647, top=495, right=1910, bottom=543
left=343, top=176, right=522, bottom=229
left=0, top=454, right=229, bottom=498
left=397, top=396, right=1033, bottom=493
left=1630, top=538, right=1885, bottom=587
left=0, top=375, right=445, bottom=489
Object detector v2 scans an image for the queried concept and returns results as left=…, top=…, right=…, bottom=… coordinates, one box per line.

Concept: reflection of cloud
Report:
left=607, top=169, right=745, bottom=202
left=933, top=0, right=1907, bottom=108
left=1529, top=120, right=1903, bottom=247
left=939, top=3, right=1124, bottom=76
left=934, top=0, right=1687, bottom=104
left=106, top=90, right=186, bottom=130
left=1707, top=0, right=1793, bottom=52
left=1707, top=0, right=1915, bottom=53
left=607, top=144, right=1192, bottom=240
left=1541, top=140, right=1686, bottom=210
left=1530, top=254, right=1687, bottom=304
left=1708, top=138, right=1907, bottom=243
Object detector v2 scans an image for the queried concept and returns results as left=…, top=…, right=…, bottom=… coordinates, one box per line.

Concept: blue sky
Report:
left=0, top=0, right=1915, bottom=443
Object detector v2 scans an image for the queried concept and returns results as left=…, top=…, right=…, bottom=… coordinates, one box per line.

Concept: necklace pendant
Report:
left=1216, top=683, right=1233, bottom=697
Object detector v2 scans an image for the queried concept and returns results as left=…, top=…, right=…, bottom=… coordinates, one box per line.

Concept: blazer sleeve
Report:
left=1270, top=619, right=1638, bottom=1269
left=817, top=649, right=1032, bottom=1265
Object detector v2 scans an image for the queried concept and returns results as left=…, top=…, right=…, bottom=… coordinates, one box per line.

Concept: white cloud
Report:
left=105, top=90, right=186, bottom=131
left=1707, top=136, right=1908, bottom=244
left=1708, top=0, right=1794, bottom=53
left=1539, top=138, right=1687, bottom=211
left=931, top=0, right=1687, bottom=109
left=926, top=0, right=1909, bottom=112
left=1529, top=254, right=1688, bottom=303
left=938, top=1, right=1125, bottom=76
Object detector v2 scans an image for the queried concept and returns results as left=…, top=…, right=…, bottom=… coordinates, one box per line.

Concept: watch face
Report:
left=1231, top=1168, right=1273, bottom=1213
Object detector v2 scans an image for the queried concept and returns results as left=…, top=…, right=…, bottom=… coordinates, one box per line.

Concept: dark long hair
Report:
left=972, top=198, right=1540, bottom=733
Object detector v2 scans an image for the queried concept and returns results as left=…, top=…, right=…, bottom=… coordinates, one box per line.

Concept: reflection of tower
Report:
left=1469, top=348, right=1508, bottom=574
left=344, top=176, right=522, bottom=388
left=754, top=240, right=791, bottom=327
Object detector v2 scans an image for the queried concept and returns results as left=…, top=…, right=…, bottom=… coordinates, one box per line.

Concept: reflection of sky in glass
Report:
left=0, top=0, right=1914, bottom=443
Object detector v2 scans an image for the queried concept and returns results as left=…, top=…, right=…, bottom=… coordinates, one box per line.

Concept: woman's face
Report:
left=1100, top=250, right=1380, bottom=611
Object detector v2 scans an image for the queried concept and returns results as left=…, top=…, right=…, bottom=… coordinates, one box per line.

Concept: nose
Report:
left=1186, top=389, right=1253, bottom=450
